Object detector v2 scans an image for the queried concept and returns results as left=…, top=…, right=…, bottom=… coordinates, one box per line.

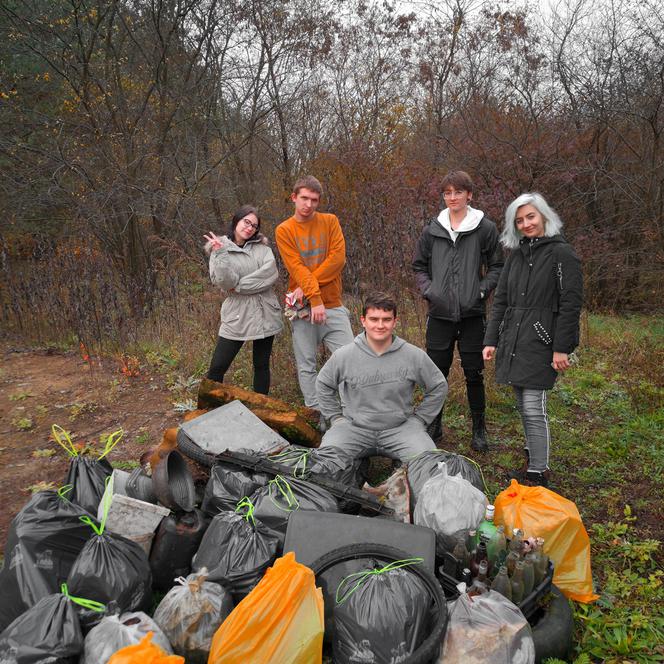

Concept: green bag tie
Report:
left=52, top=424, right=78, bottom=457
left=57, top=484, right=74, bottom=500
left=98, top=429, right=123, bottom=460
left=268, top=475, right=299, bottom=513
left=79, top=475, right=113, bottom=535
left=271, top=449, right=310, bottom=478
left=336, top=557, right=424, bottom=605
left=235, top=496, right=256, bottom=526
left=60, top=583, right=105, bottom=613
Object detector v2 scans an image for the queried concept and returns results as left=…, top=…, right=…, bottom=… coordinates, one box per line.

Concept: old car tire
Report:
left=531, top=584, right=575, bottom=663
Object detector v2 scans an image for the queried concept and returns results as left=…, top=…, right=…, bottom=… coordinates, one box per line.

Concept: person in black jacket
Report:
left=483, top=192, right=583, bottom=486
left=412, top=171, right=504, bottom=451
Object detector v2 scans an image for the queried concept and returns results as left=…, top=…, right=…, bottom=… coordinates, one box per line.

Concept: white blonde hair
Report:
left=501, top=192, right=564, bottom=249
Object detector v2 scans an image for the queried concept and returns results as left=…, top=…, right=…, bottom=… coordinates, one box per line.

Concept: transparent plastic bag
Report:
left=441, top=590, right=535, bottom=664
left=153, top=570, right=233, bottom=664
left=413, top=462, right=487, bottom=553
left=81, top=611, right=173, bottom=664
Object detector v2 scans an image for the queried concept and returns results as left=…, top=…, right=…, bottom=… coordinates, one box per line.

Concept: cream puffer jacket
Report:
left=209, top=234, right=283, bottom=341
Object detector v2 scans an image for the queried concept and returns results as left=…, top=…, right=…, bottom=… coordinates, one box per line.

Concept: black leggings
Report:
left=207, top=335, right=275, bottom=395
left=426, top=315, right=486, bottom=414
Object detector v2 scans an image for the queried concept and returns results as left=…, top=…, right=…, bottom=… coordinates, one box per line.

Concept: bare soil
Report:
left=0, top=346, right=179, bottom=547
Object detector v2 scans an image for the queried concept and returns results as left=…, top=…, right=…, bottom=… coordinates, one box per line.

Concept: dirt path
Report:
left=0, top=346, right=179, bottom=547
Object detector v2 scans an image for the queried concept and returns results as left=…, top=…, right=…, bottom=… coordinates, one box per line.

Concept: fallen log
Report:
left=197, top=378, right=321, bottom=448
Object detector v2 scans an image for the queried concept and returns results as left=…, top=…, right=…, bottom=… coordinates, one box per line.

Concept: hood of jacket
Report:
left=437, top=206, right=484, bottom=240
left=353, top=331, right=406, bottom=357
left=223, top=233, right=269, bottom=252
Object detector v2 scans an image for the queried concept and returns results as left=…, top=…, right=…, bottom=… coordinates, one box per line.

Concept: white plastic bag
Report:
left=440, top=590, right=535, bottom=664
left=81, top=611, right=173, bottom=664
left=153, top=570, right=234, bottom=663
left=413, top=462, right=487, bottom=552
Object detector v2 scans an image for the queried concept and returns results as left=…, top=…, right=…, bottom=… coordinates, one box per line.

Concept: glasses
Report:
left=240, top=218, right=259, bottom=230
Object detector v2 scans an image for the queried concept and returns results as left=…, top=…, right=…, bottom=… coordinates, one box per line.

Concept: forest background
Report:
left=0, top=0, right=663, bottom=661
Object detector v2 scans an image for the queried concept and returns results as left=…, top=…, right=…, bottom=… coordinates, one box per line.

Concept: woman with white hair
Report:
left=483, top=193, right=583, bottom=486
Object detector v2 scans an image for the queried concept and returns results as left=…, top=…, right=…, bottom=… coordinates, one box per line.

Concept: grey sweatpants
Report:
left=513, top=387, right=550, bottom=472
left=320, top=417, right=436, bottom=464
left=291, top=306, right=353, bottom=409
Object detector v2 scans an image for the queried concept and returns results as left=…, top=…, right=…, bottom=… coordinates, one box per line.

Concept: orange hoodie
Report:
left=275, top=212, right=346, bottom=308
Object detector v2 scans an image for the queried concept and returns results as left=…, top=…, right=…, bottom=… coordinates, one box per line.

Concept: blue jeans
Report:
left=513, top=387, right=550, bottom=472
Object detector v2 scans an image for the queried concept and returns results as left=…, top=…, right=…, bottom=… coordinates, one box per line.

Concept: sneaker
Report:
left=524, top=470, right=550, bottom=488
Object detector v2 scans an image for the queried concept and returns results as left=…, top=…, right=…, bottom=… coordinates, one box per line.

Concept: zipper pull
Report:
left=557, top=263, right=563, bottom=290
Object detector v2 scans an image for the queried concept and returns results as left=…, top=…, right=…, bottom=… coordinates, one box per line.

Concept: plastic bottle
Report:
left=477, top=505, right=498, bottom=559
left=511, top=560, right=526, bottom=604
left=491, top=565, right=512, bottom=600
left=522, top=554, right=535, bottom=596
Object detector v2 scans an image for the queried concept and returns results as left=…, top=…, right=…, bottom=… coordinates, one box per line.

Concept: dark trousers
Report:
left=207, top=335, right=275, bottom=395
left=426, top=315, right=485, bottom=414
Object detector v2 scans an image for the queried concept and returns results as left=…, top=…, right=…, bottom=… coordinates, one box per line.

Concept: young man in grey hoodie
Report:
left=412, top=170, right=504, bottom=451
left=316, top=292, right=448, bottom=462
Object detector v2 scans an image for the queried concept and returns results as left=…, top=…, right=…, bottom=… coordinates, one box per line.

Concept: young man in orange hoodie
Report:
left=276, top=175, right=354, bottom=414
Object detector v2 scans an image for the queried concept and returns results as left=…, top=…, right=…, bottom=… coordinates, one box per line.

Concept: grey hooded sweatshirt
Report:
left=316, top=333, right=448, bottom=431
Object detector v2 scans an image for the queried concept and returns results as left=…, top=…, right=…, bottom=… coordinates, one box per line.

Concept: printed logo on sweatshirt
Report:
left=297, top=234, right=327, bottom=266
left=348, top=367, right=410, bottom=388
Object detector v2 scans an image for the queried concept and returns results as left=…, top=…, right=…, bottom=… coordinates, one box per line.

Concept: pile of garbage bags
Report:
left=0, top=407, right=596, bottom=663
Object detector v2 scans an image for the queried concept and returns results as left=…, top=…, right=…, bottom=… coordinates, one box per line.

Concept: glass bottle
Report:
left=509, top=528, right=524, bottom=555
left=535, top=537, right=550, bottom=579
left=511, top=560, right=526, bottom=604
left=466, top=529, right=478, bottom=555
left=505, top=550, right=519, bottom=576
left=491, top=525, right=507, bottom=559
left=452, top=535, right=470, bottom=570
left=522, top=554, right=535, bottom=596
left=491, top=565, right=512, bottom=600
left=462, top=568, right=472, bottom=586
left=477, top=559, right=489, bottom=585
left=470, top=539, right=491, bottom=578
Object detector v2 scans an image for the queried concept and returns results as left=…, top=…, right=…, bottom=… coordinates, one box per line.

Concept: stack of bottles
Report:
left=449, top=505, right=551, bottom=603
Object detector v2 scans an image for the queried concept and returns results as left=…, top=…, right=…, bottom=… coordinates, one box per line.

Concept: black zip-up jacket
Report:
left=412, top=216, right=504, bottom=321
left=484, top=235, right=583, bottom=390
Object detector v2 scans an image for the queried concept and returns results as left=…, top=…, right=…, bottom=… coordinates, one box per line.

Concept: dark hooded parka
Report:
left=483, top=235, right=583, bottom=390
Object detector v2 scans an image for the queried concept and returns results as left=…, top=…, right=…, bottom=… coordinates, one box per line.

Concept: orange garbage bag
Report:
left=108, top=632, right=184, bottom=663
left=208, top=551, right=324, bottom=664
left=494, top=480, right=599, bottom=603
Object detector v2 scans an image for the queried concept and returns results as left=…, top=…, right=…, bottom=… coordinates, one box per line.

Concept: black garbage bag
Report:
left=192, top=504, right=279, bottom=602
left=0, top=487, right=92, bottom=632
left=153, top=571, right=234, bottom=664
left=268, top=445, right=314, bottom=478
left=307, top=446, right=363, bottom=513
left=53, top=425, right=122, bottom=515
left=201, top=464, right=268, bottom=517
left=0, top=583, right=103, bottom=663
left=250, top=475, right=339, bottom=548
left=332, top=558, right=433, bottom=664
left=66, top=512, right=152, bottom=629
left=407, top=450, right=485, bottom=512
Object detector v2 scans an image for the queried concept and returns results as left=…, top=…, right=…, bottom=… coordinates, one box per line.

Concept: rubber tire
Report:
left=310, top=543, right=447, bottom=664
left=531, top=585, right=575, bottom=663
left=176, top=429, right=216, bottom=467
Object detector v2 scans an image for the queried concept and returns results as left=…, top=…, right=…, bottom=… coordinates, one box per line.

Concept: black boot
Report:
left=470, top=412, right=489, bottom=452
left=426, top=409, right=443, bottom=444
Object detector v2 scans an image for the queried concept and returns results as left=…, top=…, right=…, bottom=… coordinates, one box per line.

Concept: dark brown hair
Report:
left=441, top=170, right=474, bottom=194
left=362, top=292, right=397, bottom=317
left=228, top=204, right=260, bottom=240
